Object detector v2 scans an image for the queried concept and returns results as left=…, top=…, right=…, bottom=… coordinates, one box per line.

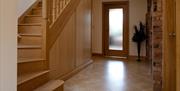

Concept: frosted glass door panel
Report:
left=109, top=9, right=123, bottom=50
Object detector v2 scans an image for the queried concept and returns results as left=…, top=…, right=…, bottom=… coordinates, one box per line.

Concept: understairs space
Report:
left=64, top=56, right=153, bottom=91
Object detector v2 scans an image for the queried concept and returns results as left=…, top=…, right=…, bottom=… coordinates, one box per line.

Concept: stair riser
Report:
left=18, top=26, right=42, bottom=35
left=54, top=85, right=64, bottom=91
left=18, top=61, right=46, bottom=75
left=34, top=7, right=42, bottom=10
left=18, top=36, right=42, bottom=45
left=31, top=9, right=42, bottom=15
left=18, top=49, right=42, bottom=59
left=37, top=3, right=42, bottom=7
left=34, top=80, right=64, bottom=91
left=24, top=17, right=43, bottom=23
left=18, top=72, right=49, bottom=91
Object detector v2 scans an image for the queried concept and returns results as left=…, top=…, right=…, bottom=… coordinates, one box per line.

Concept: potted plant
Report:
left=132, top=22, right=146, bottom=61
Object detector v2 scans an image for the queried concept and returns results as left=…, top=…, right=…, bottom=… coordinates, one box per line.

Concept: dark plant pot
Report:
left=132, top=22, right=146, bottom=62
left=137, top=42, right=142, bottom=62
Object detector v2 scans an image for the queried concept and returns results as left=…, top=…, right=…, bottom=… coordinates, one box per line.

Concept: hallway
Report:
left=64, top=56, right=153, bottom=91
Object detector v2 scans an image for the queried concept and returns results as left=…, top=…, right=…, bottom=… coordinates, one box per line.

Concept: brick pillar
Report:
left=151, top=0, right=163, bottom=91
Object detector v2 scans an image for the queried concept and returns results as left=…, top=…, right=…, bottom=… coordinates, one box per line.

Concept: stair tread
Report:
left=18, top=58, right=45, bottom=63
left=33, top=7, right=42, bottom=10
left=18, top=45, right=42, bottom=49
left=18, top=23, right=42, bottom=26
left=26, top=15, right=42, bottom=17
left=34, top=80, right=64, bottom=91
left=18, top=70, right=49, bottom=85
left=28, top=13, right=42, bottom=16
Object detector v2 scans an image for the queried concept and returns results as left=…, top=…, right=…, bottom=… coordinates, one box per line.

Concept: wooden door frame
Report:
left=102, top=1, right=129, bottom=57
left=176, top=0, right=180, bottom=91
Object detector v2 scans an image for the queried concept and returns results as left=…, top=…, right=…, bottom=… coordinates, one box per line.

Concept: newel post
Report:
left=42, top=0, right=49, bottom=69
left=42, top=0, right=47, bottom=19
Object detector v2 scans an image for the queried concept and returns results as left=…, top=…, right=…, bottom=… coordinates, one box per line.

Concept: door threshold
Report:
left=105, top=56, right=128, bottom=61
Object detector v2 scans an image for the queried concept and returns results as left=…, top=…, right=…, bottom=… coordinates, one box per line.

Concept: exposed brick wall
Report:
left=147, top=0, right=163, bottom=91
left=152, top=0, right=163, bottom=91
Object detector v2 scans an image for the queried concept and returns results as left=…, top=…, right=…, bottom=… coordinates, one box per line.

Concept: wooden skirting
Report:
left=177, top=0, right=180, bottom=90
left=128, top=55, right=147, bottom=61
left=92, top=54, right=147, bottom=61
left=58, top=60, right=93, bottom=81
left=92, top=53, right=103, bottom=56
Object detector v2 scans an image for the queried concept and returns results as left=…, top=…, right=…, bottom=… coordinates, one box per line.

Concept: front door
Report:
left=103, top=2, right=129, bottom=57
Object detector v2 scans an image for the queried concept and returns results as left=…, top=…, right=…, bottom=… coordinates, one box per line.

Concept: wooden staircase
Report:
left=17, top=0, right=69, bottom=91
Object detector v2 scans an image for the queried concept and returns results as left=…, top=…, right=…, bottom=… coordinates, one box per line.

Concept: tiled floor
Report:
left=64, top=56, right=153, bottom=91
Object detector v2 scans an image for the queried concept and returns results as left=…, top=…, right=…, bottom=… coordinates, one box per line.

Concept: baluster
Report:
left=52, top=0, right=56, bottom=23
left=57, top=0, right=60, bottom=14
left=49, top=0, right=53, bottom=25
left=55, top=0, right=58, bottom=20
left=63, top=0, right=65, bottom=9
left=65, top=0, right=69, bottom=6
left=59, top=0, right=61, bottom=15
left=67, top=0, right=70, bottom=5
left=64, top=0, right=67, bottom=5
left=60, top=0, right=63, bottom=13
left=55, top=0, right=59, bottom=17
left=66, top=0, right=69, bottom=5
left=65, top=0, right=67, bottom=6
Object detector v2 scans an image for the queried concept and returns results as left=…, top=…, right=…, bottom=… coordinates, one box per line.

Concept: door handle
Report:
left=169, top=32, right=176, bottom=37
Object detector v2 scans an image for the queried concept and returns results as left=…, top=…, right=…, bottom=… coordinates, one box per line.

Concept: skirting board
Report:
left=58, top=60, right=93, bottom=81
left=92, top=53, right=147, bottom=61
left=128, top=55, right=147, bottom=61
left=92, top=53, right=103, bottom=56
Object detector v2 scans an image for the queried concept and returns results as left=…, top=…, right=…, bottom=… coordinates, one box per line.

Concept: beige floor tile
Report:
left=64, top=56, right=153, bottom=91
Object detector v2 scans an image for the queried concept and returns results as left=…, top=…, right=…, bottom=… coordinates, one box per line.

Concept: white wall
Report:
left=129, top=0, right=147, bottom=56
left=92, top=0, right=147, bottom=56
left=0, top=0, right=17, bottom=91
left=18, top=0, right=36, bottom=17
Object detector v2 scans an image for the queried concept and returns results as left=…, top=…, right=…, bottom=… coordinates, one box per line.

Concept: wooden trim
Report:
left=176, top=0, right=180, bottom=90
left=91, top=0, right=93, bottom=57
left=102, top=1, right=130, bottom=5
left=18, top=0, right=41, bottom=23
left=128, top=55, right=147, bottom=61
left=58, top=60, right=93, bottom=81
left=104, top=56, right=128, bottom=61
left=47, top=0, right=81, bottom=49
left=102, top=1, right=129, bottom=57
left=92, top=53, right=103, bottom=56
